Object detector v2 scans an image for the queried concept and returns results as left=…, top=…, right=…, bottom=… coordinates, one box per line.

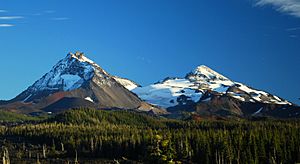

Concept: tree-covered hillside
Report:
left=0, top=108, right=299, bottom=163
left=0, top=110, right=43, bottom=123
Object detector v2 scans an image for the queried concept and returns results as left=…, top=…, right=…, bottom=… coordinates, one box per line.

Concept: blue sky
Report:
left=0, top=0, right=299, bottom=104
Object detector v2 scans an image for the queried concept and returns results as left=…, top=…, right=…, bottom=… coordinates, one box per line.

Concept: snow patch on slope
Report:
left=85, top=97, right=94, bottom=102
left=236, top=83, right=292, bottom=105
left=61, top=74, right=83, bottom=91
left=23, top=94, right=32, bottom=102
left=113, top=76, right=139, bottom=90
left=132, top=79, right=202, bottom=108
left=252, top=107, right=263, bottom=116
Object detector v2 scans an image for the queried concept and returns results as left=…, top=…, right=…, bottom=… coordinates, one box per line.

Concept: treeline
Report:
left=0, top=108, right=300, bottom=163
left=0, top=110, right=42, bottom=123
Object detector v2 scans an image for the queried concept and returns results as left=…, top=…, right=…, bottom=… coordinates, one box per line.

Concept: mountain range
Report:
left=0, top=52, right=299, bottom=119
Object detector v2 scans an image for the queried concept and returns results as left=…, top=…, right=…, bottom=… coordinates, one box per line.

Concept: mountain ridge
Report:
left=0, top=52, right=298, bottom=119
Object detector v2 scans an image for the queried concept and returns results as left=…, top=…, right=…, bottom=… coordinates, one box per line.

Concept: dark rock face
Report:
left=167, top=91, right=300, bottom=119
left=43, top=97, right=96, bottom=113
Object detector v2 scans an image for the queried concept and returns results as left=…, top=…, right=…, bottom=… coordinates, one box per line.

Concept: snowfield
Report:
left=130, top=65, right=292, bottom=108
left=133, top=79, right=202, bottom=108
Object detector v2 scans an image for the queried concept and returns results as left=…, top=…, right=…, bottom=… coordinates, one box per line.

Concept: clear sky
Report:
left=0, top=0, right=299, bottom=104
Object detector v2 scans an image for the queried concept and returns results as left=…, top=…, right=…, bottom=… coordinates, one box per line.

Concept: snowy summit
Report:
left=7, top=51, right=166, bottom=114
left=132, top=65, right=292, bottom=108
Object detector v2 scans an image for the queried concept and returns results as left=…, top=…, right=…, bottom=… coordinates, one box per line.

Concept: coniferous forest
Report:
left=0, top=109, right=300, bottom=164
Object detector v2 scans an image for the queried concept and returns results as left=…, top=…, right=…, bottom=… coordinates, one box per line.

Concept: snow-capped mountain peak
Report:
left=17, top=52, right=116, bottom=102
left=29, top=52, right=103, bottom=92
left=132, top=65, right=292, bottom=109
left=69, top=52, right=95, bottom=65
left=17, top=51, right=145, bottom=103
left=6, top=51, right=166, bottom=115
left=68, top=52, right=109, bottom=75
left=189, top=65, right=229, bottom=81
